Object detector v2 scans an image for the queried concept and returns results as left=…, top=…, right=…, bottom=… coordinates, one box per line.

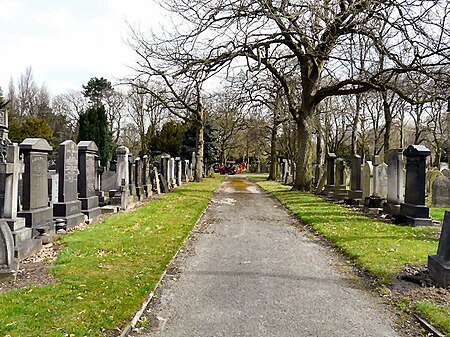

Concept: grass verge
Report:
left=0, top=178, right=222, bottom=337
left=254, top=180, right=439, bottom=285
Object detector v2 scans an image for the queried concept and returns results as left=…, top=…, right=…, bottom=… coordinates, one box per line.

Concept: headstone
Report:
left=18, top=138, right=54, bottom=238
left=142, top=155, right=150, bottom=198
left=348, top=155, right=363, bottom=205
left=175, top=157, right=182, bottom=186
left=152, top=166, right=161, bottom=194
left=48, top=170, right=58, bottom=206
left=362, top=161, right=373, bottom=201
left=134, top=157, right=142, bottom=201
left=110, top=146, right=129, bottom=209
left=315, top=169, right=327, bottom=194
left=324, top=153, right=337, bottom=195
left=377, top=162, right=388, bottom=199
left=1, top=138, right=41, bottom=271
left=432, top=176, right=450, bottom=207
left=334, top=158, right=348, bottom=200
left=399, top=145, right=432, bottom=226
left=426, top=168, right=443, bottom=196
left=372, top=155, right=381, bottom=197
left=183, top=160, right=189, bottom=183
left=95, top=155, right=105, bottom=205
left=169, top=158, right=176, bottom=187
left=128, top=154, right=135, bottom=198
left=384, top=149, right=404, bottom=215
left=428, top=211, right=450, bottom=286
left=53, top=140, right=85, bottom=229
left=441, top=168, right=450, bottom=180
left=161, top=153, right=170, bottom=187
left=78, top=141, right=101, bottom=220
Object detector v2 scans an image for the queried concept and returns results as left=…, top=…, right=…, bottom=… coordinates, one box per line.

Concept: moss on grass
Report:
left=0, top=178, right=222, bottom=337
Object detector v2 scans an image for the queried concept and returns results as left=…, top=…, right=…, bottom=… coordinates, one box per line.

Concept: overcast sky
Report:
left=0, top=0, right=165, bottom=96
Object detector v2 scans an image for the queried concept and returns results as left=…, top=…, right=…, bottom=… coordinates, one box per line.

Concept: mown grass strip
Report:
left=254, top=179, right=439, bottom=285
left=0, top=178, right=222, bottom=337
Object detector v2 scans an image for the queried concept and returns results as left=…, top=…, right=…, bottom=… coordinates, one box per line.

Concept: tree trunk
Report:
left=293, top=113, right=313, bottom=191
left=194, top=112, right=204, bottom=182
left=382, top=91, right=391, bottom=161
left=268, top=123, right=278, bottom=181
left=351, top=94, right=361, bottom=155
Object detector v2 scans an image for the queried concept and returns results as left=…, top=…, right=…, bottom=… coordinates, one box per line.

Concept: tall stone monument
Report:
left=53, top=140, right=85, bottom=229
left=134, top=157, right=142, bottom=201
left=110, top=146, right=129, bottom=209
left=384, top=149, right=404, bottom=215
left=324, top=153, right=337, bottom=195
left=399, top=145, right=432, bottom=226
left=78, top=141, right=101, bottom=220
left=18, top=138, right=54, bottom=238
left=334, top=158, right=348, bottom=200
left=142, top=155, right=150, bottom=198
left=348, top=155, right=363, bottom=205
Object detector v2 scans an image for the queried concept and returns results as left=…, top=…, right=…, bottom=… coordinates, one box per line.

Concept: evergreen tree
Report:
left=77, top=105, right=111, bottom=167
left=181, top=120, right=219, bottom=162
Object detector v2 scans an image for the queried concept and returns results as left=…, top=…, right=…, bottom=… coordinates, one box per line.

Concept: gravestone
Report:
left=48, top=170, right=58, bottom=206
left=128, top=154, right=136, bottom=198
left=362, top=161, right=373, bottom=202
left=348, top=155, right=363, bottom=205
left=432, top=176, right=450, bottom=207
left=53, top=140, right=85, bottom=229
left=399, top=145, right=432, bottom=226
left=334, top=158, right=348, bottom=200
left=161, top=153, right=170, bottom=188
left=372, top=156, right=381, bottom=197
left=169, top=158, right=176, bottom=187
left=142, top=155, right=150, bottom=198
left=377, top=162, right=388, bottom=199
left=441, top=168, right=450, bottom=180
left=324, top=153, right=337, bottom=195
left=18, top=138, right=54, bottom=238
left=426, top=168, right=443, bottom=196
left=183, top=160, right=189, bottom=183
left=175, top=157, right=182, bottom=186
left=78, top=141, right=101, bottom=220
left=110, top=146, right=129, bottom=209
left=428, top=211, right=450, bottom=287
left=152, top=166, right=161, bottom=194
left=95, top=155, right=105, bottom=205
left=134, top=157, right=142, bottom=201
left=1, top=138, right=41, bottom=271
left=384, top=149, right=404, bottom=215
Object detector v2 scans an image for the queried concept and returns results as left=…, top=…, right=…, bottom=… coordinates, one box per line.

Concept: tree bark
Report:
left=382, top=91, right=391, bottom=161
left=292, top=113, right=313, bottom=191
left=194, top=110, right=204, bottom=182
left=268, top=123, right=278, bottom=181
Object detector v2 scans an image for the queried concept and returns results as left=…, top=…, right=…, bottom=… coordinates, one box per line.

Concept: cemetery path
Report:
left=135, top=175, right=398, bottom=337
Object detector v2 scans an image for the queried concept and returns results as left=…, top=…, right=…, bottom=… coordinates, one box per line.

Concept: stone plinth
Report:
left=399, top=145, right=432, bottom=226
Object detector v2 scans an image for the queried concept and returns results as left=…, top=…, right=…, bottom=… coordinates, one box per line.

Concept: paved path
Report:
left=138, top=176, right=398, bottom=337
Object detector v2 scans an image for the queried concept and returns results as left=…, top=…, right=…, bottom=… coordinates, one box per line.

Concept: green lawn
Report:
left=255, top=181, right=439, bottom=285
left=0, top=178, right=222, bottom=337
left=430, top=207, right=449, bottom=222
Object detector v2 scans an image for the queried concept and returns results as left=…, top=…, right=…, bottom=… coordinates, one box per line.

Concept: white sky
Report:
left=0, top=0, right=166, bottom=96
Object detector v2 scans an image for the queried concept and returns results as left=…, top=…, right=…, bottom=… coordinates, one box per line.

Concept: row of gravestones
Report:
left=316, top=145, right=432, bottom=226
left=0, top=137, right=195, bottom=275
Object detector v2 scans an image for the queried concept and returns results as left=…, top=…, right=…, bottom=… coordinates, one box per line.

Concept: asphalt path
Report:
left=137, top=175, right=398, bottom=337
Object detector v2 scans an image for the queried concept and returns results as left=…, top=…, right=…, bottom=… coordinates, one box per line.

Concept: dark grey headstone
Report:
left=77, top=141, right=100, bottom=220
left=432, top=176, right=450, bottom=207
left=429, top=211, right=450, bottom=286
left=324, top=153, right=336, bottom=195
left=399, top=145, right=431, bottom=226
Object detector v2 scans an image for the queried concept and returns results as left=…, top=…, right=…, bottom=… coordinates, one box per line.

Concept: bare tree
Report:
left=159, top=0, right=450, bottom=190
